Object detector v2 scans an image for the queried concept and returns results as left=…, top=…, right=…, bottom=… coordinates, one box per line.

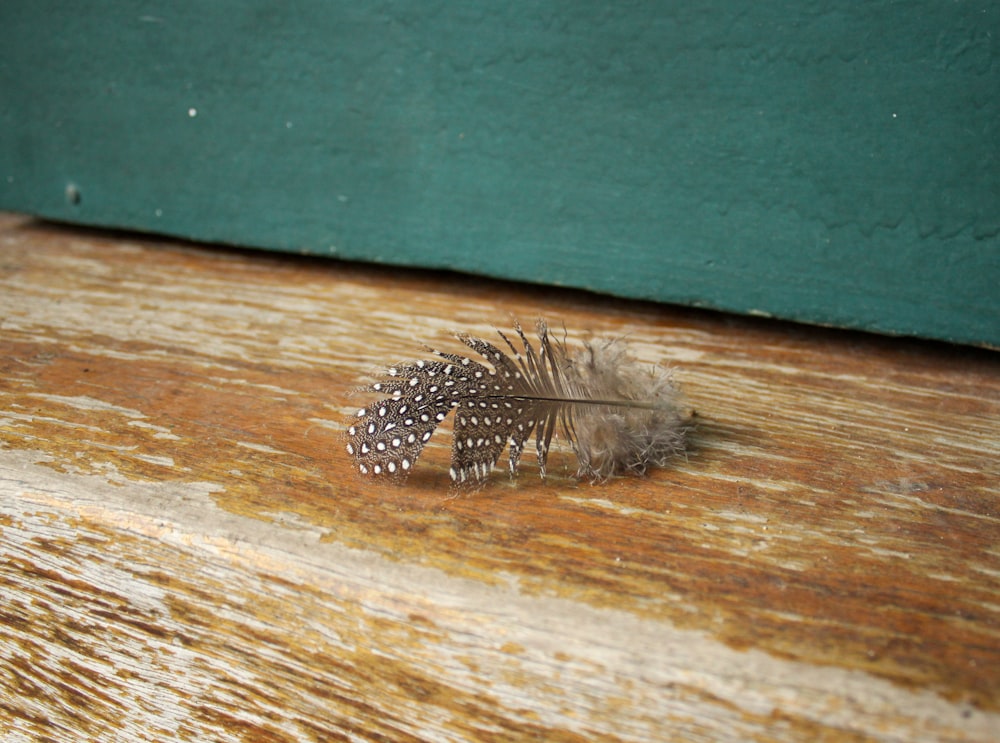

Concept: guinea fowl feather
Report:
left=345, top=319, right=691, bottom=487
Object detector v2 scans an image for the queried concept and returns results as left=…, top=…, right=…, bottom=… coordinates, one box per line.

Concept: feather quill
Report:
left=345, top=319, right=691, bottom=486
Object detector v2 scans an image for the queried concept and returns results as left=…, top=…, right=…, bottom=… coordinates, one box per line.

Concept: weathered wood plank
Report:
left=1, top=214, right=998, bottom=741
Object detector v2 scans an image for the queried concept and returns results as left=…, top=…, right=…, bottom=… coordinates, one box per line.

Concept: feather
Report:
left=345, top=319, right=691, bottom=487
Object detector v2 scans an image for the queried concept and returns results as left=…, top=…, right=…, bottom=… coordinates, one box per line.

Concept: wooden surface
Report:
left=1, top=213, right=998, bottom=742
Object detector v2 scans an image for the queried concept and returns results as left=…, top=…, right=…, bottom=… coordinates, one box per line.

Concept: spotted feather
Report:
left=346, top=319, right=691, bottom=487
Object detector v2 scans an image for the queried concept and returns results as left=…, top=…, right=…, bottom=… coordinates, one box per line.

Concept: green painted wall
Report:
left=2, top=2, right=997, bottom=346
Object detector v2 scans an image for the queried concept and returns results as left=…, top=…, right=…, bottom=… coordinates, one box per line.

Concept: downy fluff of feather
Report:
left=345, top=319, right=690, bottom=486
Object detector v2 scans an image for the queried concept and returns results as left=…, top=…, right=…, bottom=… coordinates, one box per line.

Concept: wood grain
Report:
left=1, top=213, right=998, bottom=741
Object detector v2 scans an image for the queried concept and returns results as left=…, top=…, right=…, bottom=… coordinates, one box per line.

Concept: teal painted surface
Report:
left=1, top=2, right=998, bottom=346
